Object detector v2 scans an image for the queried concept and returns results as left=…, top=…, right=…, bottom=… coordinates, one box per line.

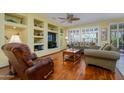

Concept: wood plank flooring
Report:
left=47, top=52, right=124, bottom=80
left=0, top=51, right=124, bottom=80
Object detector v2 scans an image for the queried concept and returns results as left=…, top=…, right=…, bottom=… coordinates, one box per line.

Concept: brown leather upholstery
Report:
left=1, top=43, right=54, bottom=80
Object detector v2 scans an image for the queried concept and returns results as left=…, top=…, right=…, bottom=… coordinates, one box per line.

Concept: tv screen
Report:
left=48, top=32, right=57, bottom=48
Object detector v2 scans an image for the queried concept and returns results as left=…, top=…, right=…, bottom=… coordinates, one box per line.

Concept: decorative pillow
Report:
left=103, top=45, right=111, bottom=51
left=99, top=43, right=108, bottom=50
left=110, top=45, right=119, bottom=52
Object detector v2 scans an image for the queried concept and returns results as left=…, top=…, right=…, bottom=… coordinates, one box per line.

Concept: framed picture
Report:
left=101, top=28, right=107, bottom=41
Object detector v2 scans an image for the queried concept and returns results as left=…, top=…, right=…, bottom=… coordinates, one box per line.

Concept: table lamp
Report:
left=9, top=35, right=22, bottom=43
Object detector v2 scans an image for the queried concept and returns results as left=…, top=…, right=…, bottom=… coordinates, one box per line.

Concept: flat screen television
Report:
left=48, top=32, right=57, bottom=48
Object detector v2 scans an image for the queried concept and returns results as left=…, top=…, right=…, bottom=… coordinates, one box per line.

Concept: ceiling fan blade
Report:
left=52, top=13, right=80, bottom=24
left=71, top=18, right=80, bottom=20
left=58, top=17, right=66, bottom=19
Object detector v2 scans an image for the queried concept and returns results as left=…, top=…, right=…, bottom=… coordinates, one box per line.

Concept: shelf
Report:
left=34, top=26, right=44, bottom=31
left=48, top=28, right=58, bottom=31
left=34, top=19, right=44, bottom=28
left=34, top=36, right=44, bottom=38
left=48, top=30, right=58, bottom=33
left=5, top=13, right=26, bottom=25
left=5, top=21, right=26, bottom=29
left=34, top=43, right=44, bottom=45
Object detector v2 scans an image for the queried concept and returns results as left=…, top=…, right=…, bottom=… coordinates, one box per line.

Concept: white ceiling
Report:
left=42, top=13, right=124, bottom=27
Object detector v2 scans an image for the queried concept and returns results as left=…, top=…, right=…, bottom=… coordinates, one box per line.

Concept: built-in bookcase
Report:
left=4, top=13, right=27, bottom=43
left=33, top=19, right=44, bottom=51
left=0, top=13, right=66, bottom=68
left=5, top=13, right=26, bottom=25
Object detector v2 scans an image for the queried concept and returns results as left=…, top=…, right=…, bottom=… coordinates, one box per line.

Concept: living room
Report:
left=1, top=0, right=124, bottom=93
left=0, top=13, right=124, bottom=80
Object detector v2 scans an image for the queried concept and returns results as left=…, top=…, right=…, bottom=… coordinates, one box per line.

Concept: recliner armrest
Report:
left=30, top=53, right=37, bottom=60
left=84, top=49, right=120, bottom=60
left=25, top=57, right=53, bottom=80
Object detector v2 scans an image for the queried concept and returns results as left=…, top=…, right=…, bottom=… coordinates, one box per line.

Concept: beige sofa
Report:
left=84, top=49, right=120, bottom=72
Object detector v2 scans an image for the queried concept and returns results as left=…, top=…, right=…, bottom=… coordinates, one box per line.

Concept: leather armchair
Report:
left=1, top=43, right=54, bottom=80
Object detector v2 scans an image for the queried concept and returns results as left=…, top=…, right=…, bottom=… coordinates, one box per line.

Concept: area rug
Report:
left=116, top=53, right=124, bottom=76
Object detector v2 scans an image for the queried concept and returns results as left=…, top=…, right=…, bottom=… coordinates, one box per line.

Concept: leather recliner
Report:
left=1, top=43, right=54, bottom=80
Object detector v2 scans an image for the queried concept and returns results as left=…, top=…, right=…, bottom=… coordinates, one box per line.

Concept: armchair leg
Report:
left=44, top=70, right=53, bottom=79
left=8, top=60, right=17, bottom=75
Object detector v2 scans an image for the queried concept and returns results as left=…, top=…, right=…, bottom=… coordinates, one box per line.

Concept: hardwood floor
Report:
left=0, top=51, right=124, bottom=80
left=47, top=52, right=124, bottom=80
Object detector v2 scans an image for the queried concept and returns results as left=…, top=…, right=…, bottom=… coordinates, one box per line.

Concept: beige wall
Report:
left=0, top=14, right=8, bottom=67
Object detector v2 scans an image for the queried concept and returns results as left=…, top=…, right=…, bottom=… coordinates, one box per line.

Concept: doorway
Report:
left=110, top=23, right=124, bottom=53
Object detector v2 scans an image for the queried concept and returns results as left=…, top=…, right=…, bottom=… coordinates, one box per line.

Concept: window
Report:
left=68, top=29, right=80, bottom=44
left=68, top=27, right=99, bottom=46
left=110, top=23, right=124, bottom=50
left=81, top=27, right=98, bottom=46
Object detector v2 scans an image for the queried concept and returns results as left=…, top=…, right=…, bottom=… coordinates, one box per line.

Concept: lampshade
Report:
left=9, top=35, right=22, bottom=43
left=65, top=36, right=68, bottom=40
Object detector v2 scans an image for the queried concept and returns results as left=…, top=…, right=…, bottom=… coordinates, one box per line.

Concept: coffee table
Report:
left=63, top=48, right=81, bottom=64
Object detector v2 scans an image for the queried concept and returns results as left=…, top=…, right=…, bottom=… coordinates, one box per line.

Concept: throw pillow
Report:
left=103, top=45, right=111, bottom=51
left=110, top=45, right=119, bottom=52
left=99, top=43, right=108, bottom=50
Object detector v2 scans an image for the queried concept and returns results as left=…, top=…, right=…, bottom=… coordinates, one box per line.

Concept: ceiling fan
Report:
left=55, top=13, right=80, bottom=23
